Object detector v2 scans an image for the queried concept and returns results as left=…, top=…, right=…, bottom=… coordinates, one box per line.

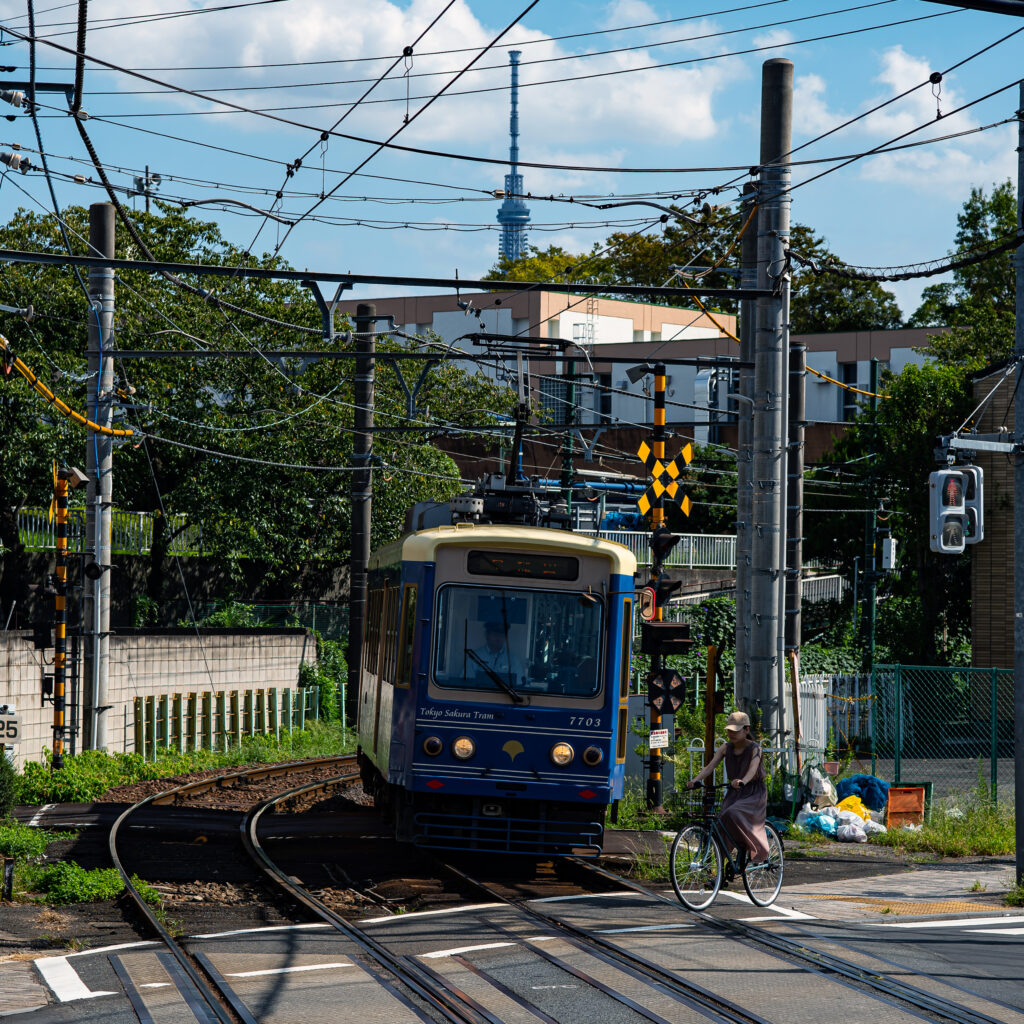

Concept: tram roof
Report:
left=384, top=524, right=637, bottom=576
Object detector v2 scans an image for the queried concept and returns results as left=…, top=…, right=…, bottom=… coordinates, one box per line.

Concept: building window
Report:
left=840, top=362, right=859, bottom=421
left=540, top=378, right=567, bottom=425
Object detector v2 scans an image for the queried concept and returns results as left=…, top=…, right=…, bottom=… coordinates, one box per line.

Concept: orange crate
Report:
left=887, top=785, right=925, bottom=827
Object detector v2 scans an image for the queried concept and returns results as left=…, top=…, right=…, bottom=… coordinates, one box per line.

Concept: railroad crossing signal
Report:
left=647, top=669, right=687, bottom=714
left=636, top=441, right=693, bottom=517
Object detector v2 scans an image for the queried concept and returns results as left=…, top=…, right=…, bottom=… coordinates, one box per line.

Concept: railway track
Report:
left=110, top=754, right=359, bottom=1024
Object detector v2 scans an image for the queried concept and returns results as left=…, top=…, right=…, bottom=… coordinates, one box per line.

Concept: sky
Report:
left=0, top=0, right=1021, bottom=320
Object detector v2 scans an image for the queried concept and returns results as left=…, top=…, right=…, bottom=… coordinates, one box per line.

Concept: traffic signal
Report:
left=650, top=525, right=681, bottom=564
left=928, top=469, right=965, bottom=554
left=654, top=572, right=682, bottom=607
left=961, top=465, right=983, bottom=545
left=647, top=670, right=687, bottom=714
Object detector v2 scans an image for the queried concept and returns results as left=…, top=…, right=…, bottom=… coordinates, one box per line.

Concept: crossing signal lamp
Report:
left=650, top=525, right=681, bottom=564
left=928, top=469, right=966, bottom=554
left=961, top=465, right=983, bottom=545
left=654, top=572, right=683, bottom=608
left=647, top=670, right=686, bottom=714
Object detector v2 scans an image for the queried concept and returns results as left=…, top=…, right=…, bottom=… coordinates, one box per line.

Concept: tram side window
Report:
left=384, top=586, right=399, bottom=682
left=366, top=588, right=382, bottom=674
left=396, top=585, right=418, bottom=686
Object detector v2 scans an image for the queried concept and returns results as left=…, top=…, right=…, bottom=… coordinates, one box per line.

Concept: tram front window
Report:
left=433, top=585, right=603, bottom=698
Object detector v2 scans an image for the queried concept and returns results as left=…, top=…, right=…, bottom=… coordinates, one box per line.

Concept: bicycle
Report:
left=669, top=782, right=784, bottom=911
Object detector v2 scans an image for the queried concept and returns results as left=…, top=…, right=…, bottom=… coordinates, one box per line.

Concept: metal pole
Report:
left=52, top=473, right=68, bottom=770
left=348, top=303, right=375, bottom=730
left=751, top=59, right=792, bottom=746
left=734, top=183, right=758, bottom=711
left=561, top=349, right=576, bottom=516
left=1013, top=80, right=1024, bottom=885
left=83, top=202, right=114, bottom=751
left=647, top=361, right=667, bottom=810
left=785, top=333, right=805, bottom=659
left=867, top=358, right=880, bottom=673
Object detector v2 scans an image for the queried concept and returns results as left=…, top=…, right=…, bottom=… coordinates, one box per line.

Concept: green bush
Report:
left=299, top=635, right=347, bottom=723
left=0, top=751, right=16, bottom=819
left=0, top=821, right=70, bottom=860
left=34, top=862, right=125, bottom=903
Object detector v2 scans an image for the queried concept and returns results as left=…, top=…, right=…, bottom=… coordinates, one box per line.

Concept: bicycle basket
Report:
left=676, top=786, right=721, bottom=819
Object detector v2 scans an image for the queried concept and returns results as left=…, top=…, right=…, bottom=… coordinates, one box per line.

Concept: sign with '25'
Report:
left=0, top=717, right=21, bottom=743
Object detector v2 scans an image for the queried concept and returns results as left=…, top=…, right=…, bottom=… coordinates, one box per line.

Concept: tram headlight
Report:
left=550, top=741, right=575, bottom=766
left=452, top=735, right=476, bottom=760
left=422, top=735, right=443, bottom=757
left=582, top=745, right=603, bottom=767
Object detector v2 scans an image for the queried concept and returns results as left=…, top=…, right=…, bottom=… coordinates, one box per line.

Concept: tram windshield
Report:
left=433, top=585, right=603, bottom=699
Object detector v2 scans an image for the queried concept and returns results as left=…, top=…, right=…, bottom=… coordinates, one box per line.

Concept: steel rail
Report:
left=571, top=856, right=1009, bottom=1024
left=437, top=858, right=771, bottom=1024
left=242, top=773, right=492, bottom=1024
left=109, top=754, right=357, bottom=1024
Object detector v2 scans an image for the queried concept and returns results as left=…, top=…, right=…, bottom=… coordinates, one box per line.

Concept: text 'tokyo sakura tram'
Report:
left=356, top=475, right=637, bottom=856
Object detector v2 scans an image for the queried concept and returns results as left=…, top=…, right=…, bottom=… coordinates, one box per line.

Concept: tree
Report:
left=804, top=361, right=974, bottom=665
left=489, top=213, right=903, bottom=332
left=0, top=205, right=512, bottom=606
left=909, top=181, right=1017, bottom=366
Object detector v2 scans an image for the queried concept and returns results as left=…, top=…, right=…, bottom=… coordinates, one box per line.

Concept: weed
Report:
left=880, top=907, right=892, bottom=915
left=870, top=785, right=1014, bottom=858
left=625, top=834, right=672, bottom=882
left=29, top=862, right=125, bottom=904
left=0, top=752, right=16, bottom=819
left=0, top=821, right=71, bottom=861
left=1005, top=881, right=1024, bottom=908
left=969, top=880, right=986, bottom=893
left=15, top=722, right=356, bottom=805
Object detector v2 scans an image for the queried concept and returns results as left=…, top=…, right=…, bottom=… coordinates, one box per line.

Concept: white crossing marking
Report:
left=597, top=923, right=696, bottom=934
left=66, top=941, right=157, bottom=958
left=422, top=942, right=515, bottom=960
left=716, top=891, right=816, bottom=920
left=27, top=804, right=54, bottom=827
left=191, top=923, right=331, bottom=940
left=359, top=902, right=502, bottom=924
left=225, top=963, right=353, bottom=978
left=531, top=891, right=641, bottom=904
left=33, top=957, right=116, bottom=1002
left=964, top=927, right=1024, bottom=936
left=870, top=916, right=1024, bottom=929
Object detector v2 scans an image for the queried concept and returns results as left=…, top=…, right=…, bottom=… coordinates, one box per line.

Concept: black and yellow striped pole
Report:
left=52, top=465, right=87, bottom=772
left=647, top=362, right=667, bottom=810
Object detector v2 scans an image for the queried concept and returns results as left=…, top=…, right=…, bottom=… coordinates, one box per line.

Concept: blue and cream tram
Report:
left=356, top=523, right=636, bottom=856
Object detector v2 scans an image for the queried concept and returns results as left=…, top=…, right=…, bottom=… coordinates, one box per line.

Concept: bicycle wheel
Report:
left=742, top=823, right=784, bottom=907
left=670, top=825, right=722, bottom=911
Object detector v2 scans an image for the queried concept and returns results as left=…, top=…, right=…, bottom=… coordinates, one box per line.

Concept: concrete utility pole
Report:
left=1014, top=80, right=1023, bottom=886
left=785, top=298, right=805, bottom=664
left=734, top=184, right=758, bottom=709
left=750, top=59, right=792, bottom=746
left=83, top=202, right=114, bottom=751
left=348, top=303, right=376, bottom=729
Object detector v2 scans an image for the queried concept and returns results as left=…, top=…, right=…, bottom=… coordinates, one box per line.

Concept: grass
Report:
left=15, top=722, right=356, bottom=805
left=870, top=787, right=1014, bottom=858
left=1005, top=881, right=1024, bottom=908
left=0, top=820, right=71, bottom=860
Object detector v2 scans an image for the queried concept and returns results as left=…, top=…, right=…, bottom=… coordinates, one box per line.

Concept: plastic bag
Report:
left=836, top=773, right=890, bottom=812
left=863, top=818, right=887, bottom=835
left=837, top=795, right=870, bottom=821
left=803, top=811, right=838, bottom=837
left=836, top=809, right=865, bottom=827
left=795, top=802, right=814, bottom=826
left=819, top=804, right=841, bottom=820
left=837, top=822, right=868, bottom=843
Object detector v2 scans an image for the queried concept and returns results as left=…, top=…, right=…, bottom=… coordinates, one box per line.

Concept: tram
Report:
left=356, top=477, right=637, bottom=856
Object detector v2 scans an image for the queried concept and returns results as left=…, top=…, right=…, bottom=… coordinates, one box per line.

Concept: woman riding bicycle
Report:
left=686, top=710, right=770, bottom=868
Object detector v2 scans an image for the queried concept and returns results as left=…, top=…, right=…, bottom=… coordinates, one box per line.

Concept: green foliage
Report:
left=130, top=874, right=163, bottom=909
left=871, top=790, right=1014, bottom=857
left=0, top=820, right=70, bottom=860
left=806, top=361, right=974, bottom=666
left=15, top=722, right=353, bottom=804
left=0, top=206, right=511, bottom=601
left=0, top=751, right=16, bottom=819
left=299, top=635, right=347, bottom=722
left=31, top=861, right=125, bottom=904
left=909, top=181, right=1017, bottom=367
left=187, top=600, right=268, bottom=628
left=132, top=594, right=159, bottom=628
left=1006, top=882, right=1024, bottom=908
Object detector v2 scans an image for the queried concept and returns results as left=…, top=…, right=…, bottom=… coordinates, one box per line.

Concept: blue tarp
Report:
left=836, top=773, right=890, bottom=811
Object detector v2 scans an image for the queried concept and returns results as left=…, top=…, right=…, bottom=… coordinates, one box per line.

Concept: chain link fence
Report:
left=871, top=664, right=1014, bottom=803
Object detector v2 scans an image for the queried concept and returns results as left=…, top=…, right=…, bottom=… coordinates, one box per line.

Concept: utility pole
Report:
left=1014, top=79, right=1024, bottom=886
left=83, top=203, right=114, bottom=751
left=865, top=357, right=880, bottom=672
left=348, top=303, right=375, bottom=730
left=734, top=183, right=758, bottom=710
left=560, top=348, right=576, bottom=520
left=785, top=302, right=805, bottom=667
left=751, top=59, right=792, bottom=746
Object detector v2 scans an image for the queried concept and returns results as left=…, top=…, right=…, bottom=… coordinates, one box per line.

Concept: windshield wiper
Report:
left=465, top=648, right=525, bottom=704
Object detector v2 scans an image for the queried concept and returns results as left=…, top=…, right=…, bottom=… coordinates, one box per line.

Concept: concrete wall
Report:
left=1, top=628, right=315, bottom=768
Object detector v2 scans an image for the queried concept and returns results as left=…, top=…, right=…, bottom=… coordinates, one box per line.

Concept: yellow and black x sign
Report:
left=636, top=441, right=693, bottom=517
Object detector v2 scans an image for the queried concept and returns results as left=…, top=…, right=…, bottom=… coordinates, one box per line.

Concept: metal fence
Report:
left=586, top=530, right=736, bottom=568
left=19, top=507, right=201, bottom=556
left=871, top=664, right=1014, bottom=803
left=133, top=685, right=319, bottom=760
